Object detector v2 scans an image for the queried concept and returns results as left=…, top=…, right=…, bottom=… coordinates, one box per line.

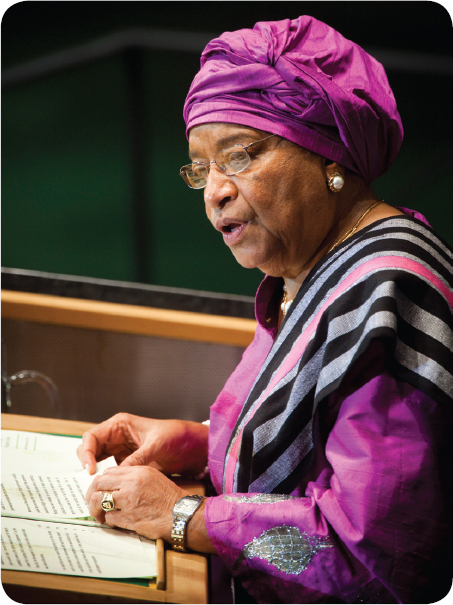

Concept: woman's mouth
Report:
left=221, top=222, right=248, bottom=245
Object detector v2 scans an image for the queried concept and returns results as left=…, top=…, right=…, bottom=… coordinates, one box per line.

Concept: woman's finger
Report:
left=87, top=490, right=107, bottom=523
left=82, top=450, right=97, bottom=475
left=86, top=474, right=123, bottom=500
left=79, top=416, right=132, bottom=473
left=78, top=431, right=102, bottom=474
left=103, top=464, right=156, bottom=475
left=120, top=443, right=157, bottom=467
left=86, top=471, right=124, bottom=504
left=88, top=489, right=121, bottom=521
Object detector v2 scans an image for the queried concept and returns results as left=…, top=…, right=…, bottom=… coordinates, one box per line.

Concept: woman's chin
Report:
left=230, top=248, right=267, bottom=270
left=230, top=250, right=284, bottom=276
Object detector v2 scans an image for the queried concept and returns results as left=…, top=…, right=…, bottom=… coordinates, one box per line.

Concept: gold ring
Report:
left=101, top=492, right=116, bottom=512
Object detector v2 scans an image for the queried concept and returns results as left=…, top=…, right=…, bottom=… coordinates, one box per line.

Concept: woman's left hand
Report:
left=86, top=466, right=188, bottom=542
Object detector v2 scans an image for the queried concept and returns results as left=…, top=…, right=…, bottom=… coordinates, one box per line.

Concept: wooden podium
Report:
left=1, top=282, right=253, bottom=602
left=1, top=414, right=209, bottom=604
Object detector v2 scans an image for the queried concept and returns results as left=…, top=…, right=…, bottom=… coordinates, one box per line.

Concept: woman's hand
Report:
left=77, top=413, right=209, bottom=476
left=86, top=466, right=187, bottom=541
left=86, top=466, right=217, bottom=553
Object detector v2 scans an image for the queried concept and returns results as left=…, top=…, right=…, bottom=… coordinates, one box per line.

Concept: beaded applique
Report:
left=223, top=494, right=295, bottom=504
left=242, top=525, right=332, bottom=575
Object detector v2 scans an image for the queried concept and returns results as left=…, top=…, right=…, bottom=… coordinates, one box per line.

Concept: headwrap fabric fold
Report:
left=183, top=16, right=403, bottom=182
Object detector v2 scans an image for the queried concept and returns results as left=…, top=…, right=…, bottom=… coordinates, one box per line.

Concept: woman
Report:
left=79, top=16, right=452, bottom=604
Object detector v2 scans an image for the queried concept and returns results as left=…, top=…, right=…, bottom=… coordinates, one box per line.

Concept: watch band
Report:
left=171, top=495, right=204, bottom=552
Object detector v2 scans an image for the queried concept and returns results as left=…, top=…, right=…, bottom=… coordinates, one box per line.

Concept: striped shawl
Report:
left=223, top=215, right=452, bottom=494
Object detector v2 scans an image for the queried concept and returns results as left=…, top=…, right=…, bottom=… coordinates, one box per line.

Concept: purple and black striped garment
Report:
left=204, top=209, right=452, bottom=604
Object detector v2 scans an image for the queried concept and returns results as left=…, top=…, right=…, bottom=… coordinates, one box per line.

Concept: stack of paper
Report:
left=1, top=430, right=156, bottom=579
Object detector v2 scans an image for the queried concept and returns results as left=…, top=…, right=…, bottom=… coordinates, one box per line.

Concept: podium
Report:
left=1, top=273, right=255, bottom=602
left=1, top=414, right=209, bottom=604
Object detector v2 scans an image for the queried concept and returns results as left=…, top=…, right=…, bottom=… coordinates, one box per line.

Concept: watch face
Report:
left=175, top=497, right=201, bottom=515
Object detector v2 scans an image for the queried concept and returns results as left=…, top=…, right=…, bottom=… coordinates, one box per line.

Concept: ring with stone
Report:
left=101, top=492, right=116, bottom=512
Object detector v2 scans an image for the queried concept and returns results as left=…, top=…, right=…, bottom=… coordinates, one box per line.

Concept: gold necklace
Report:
left=281, top=284, right=292, bottom=317
left=328, top=200, right=384, bottom=253
left=281, top=200, right=384, bottom=317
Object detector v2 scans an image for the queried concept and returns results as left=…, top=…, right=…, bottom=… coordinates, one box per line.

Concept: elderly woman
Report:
left=79, top=16, right=452, bottom=604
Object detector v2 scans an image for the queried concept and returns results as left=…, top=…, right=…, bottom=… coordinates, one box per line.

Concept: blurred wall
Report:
left=2, top=2, right=452, bottom=297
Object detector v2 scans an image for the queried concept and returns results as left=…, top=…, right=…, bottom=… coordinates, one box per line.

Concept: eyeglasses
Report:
left=179, top=133, right=277, bottom=189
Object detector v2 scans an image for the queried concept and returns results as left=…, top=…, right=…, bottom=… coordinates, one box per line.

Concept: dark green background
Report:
left=2, top=2, right=452, bottom=297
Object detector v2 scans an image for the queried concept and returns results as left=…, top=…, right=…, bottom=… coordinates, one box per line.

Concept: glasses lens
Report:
left=180, top=164, right=208, bottom=189
left=216, top=146, right=250, bottom=175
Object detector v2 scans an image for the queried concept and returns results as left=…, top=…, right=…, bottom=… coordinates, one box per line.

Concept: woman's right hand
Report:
left=76, top=412, right=209, bottom=476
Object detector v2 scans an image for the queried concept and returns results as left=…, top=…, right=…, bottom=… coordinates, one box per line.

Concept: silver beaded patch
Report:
left=242, top=525, right=333, bottom=575
left=223, top=494, right=295, bottom=504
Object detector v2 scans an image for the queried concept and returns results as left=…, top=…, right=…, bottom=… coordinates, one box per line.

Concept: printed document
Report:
left=1, top=429, right=157, bottom=578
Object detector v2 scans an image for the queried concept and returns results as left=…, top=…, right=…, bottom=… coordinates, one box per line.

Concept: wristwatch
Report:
left=171, top=495, right=204, bottom=552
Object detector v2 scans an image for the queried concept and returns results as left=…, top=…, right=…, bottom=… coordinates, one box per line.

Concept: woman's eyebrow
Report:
left=188, top=132, right=261, bottom=160
left=188, top=148, right=205, bottom=161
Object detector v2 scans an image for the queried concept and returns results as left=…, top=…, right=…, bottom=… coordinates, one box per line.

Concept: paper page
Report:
left=1, top=517, right=156, bottom=578
left=2, top=449, right=83, bottom=475
left=1, top=430, right=81, bottom=454
left=1, top=457, right=117, bottom=521
left=1, top=430, right=83, bottom=475
left=138, top=535, right=158, bottom=570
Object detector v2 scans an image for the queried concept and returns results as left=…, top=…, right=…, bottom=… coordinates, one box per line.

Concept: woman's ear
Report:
left=323, top=159, right=342, bottom=178
left=324, top=158, right=342, bottom=172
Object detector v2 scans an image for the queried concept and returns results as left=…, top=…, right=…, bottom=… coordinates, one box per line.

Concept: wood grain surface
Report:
left=2, top=289, right=256, bottom=346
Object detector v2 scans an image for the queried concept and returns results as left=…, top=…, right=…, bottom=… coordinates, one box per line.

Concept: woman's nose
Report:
left=204, top=165, right=237, bottom=209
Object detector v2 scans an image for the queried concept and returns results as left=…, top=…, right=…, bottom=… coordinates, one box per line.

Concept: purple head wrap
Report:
left=183, top=16, right=403, bottom=182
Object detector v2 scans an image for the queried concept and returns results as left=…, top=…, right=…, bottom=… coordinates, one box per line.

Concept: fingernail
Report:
left=85, top=464, right=89, bottom=471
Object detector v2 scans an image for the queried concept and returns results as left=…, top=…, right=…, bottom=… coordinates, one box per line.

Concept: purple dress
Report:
left=203, top=210, right=452, bottom=604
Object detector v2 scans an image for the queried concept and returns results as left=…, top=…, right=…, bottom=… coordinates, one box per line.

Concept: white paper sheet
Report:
left=2, top=448, right=84, bottom=476
left=1, top=430, right=81, bottom=454
left=1, top=517, right=156, bottom=578
left=1, top=429, right=157, bottom=580
left=1, top=457, right=117, bottom=521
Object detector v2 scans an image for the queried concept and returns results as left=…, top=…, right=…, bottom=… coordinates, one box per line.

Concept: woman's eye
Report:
left=227, top=151, right=248, bottom=168
left=229, top=151, right=246, bottom=161
left=191, top=164, right=207, bottom=176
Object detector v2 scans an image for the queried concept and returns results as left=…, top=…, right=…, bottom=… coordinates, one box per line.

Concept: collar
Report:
left=254, top=275, right=283, bottom=339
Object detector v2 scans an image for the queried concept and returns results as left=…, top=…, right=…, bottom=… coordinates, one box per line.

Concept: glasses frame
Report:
left=180, top=133, right=277, bottom=189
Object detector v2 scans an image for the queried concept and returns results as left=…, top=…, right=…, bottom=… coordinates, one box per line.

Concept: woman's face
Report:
left=188, top=123, right=335, bottom=279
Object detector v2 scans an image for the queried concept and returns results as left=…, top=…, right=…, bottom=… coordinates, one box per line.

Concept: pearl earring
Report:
left=327, top=172, right=344, bottom=192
